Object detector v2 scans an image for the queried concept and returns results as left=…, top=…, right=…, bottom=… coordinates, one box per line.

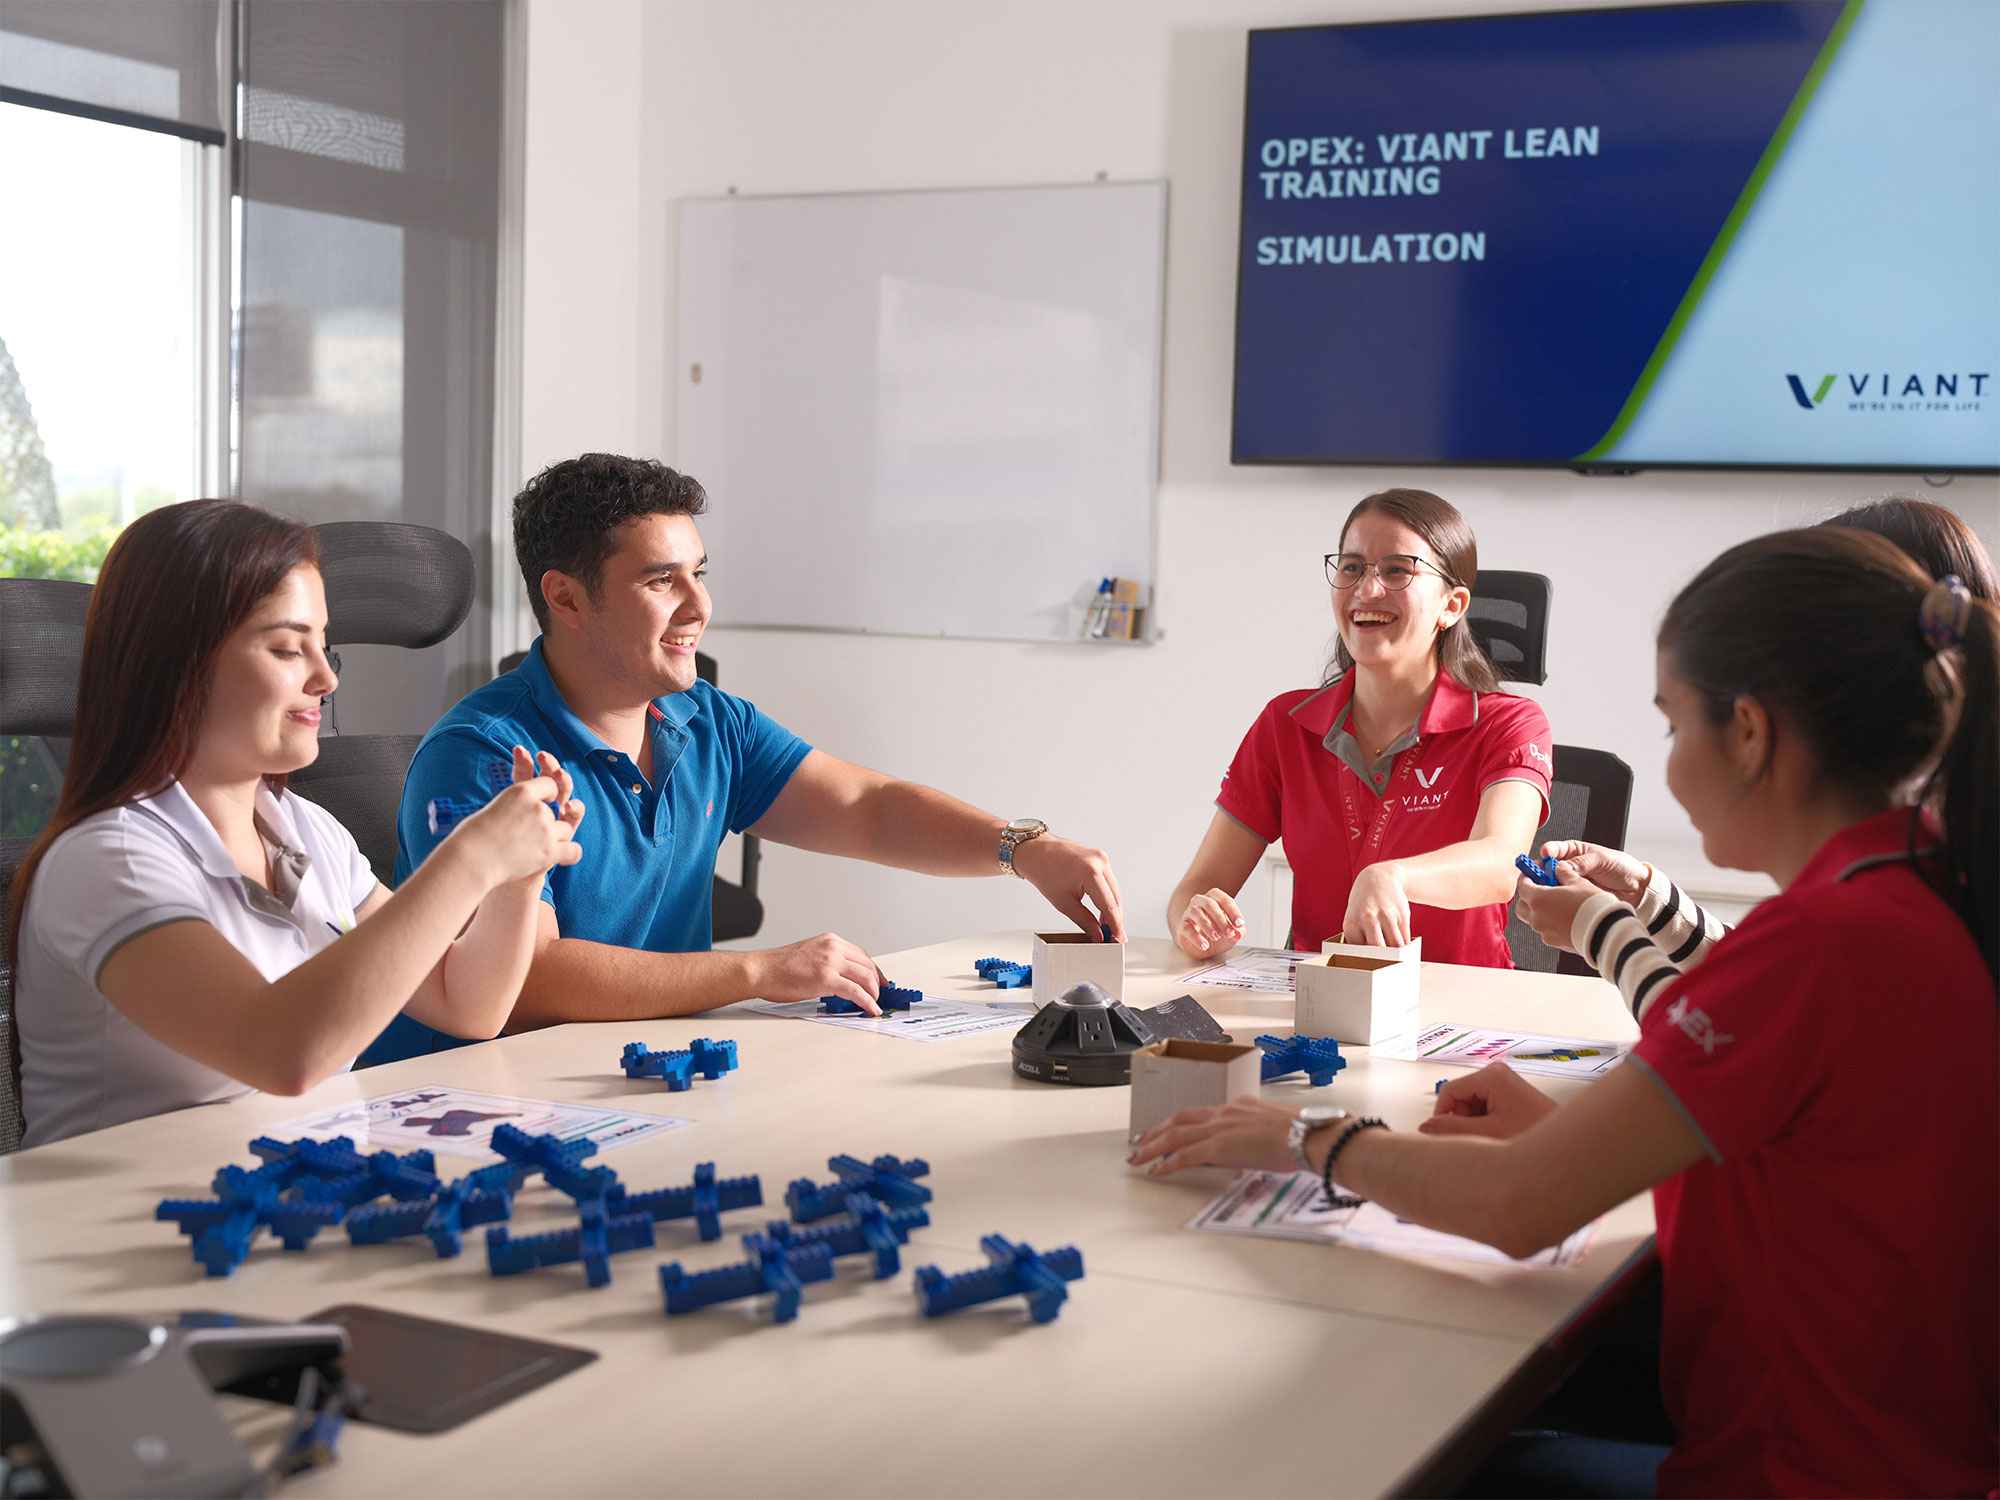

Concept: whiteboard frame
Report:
left=674, top=180, right=1166, bottom=646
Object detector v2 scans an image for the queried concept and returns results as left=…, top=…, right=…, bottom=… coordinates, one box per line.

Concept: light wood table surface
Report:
left=0, top=934, right=1652, bottom=1498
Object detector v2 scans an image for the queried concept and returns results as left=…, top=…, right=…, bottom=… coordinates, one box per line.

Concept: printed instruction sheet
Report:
left=1175, top=947, right=1321, bottom=994
left=268, top=1087, right=692, bottom=1159
left=736, top=993, right=1030, bottom=1043
left=1374, top=1023, right=1630, bottom=1080
left=1188, top=1170, right=1595, bottom=1269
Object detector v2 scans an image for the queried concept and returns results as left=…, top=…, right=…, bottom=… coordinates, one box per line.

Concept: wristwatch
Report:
left=998, top=818, right=1047, bottom=877
left=1287, top=1105, right=1348, bottom=1174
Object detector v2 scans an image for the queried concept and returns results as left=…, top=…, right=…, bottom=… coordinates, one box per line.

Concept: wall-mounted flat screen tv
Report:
left=1232, top=1, right=1999, bottom=471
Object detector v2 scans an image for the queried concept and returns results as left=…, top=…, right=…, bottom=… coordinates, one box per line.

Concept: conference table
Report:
left=0, top=934, right=1654, bottom=1498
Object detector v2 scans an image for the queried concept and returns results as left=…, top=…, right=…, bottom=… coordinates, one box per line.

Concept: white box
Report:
left=1128, top=1039, right=1263, bottom=1138
left=1295, top=938, right=1422, bottom=1046
left=1031, top=930, right=1125, bottom=1006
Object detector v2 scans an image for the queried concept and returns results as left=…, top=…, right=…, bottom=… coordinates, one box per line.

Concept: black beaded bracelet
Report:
left=1319, top=1116, right=1388, bottom=1209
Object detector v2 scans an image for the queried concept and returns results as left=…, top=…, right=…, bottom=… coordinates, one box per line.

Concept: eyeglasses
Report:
left=1324, top=553, right=1452, bottom=591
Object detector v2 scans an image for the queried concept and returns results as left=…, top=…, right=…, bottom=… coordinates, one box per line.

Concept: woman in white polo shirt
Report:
left=6, top=500, right=585, bottom=1147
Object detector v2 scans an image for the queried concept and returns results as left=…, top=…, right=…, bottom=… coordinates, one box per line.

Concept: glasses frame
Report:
left=1324, top=552, right=1455, bottom=591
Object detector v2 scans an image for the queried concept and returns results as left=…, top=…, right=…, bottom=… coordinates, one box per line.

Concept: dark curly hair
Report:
left=512, top=453, right=709, bottom=630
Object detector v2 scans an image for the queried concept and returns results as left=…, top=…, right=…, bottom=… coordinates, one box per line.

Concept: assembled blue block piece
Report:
left=486, top=1211, right=655, bottom=1288
left=467, top=1159, right=532, bottom=1195
left=1515, top=853, right=1562, bottom=888
left=620, top=1041, right=695, bottom=1090
left=622, top=1162, right=763, bottom=1241
left=913, top=1234, right=1084, bottom=1324
left=489, top=1123, right=597, bottom=1179
left=760, top=1193, right=928, bottom=1280
left=347, top=1179, right=512, bottom=1257
left=974, top=957, right=1031, bottom=989
left=1256, top=1034, right=1349, bottom=1088
left=786, top=1154, right=932, bottom=1223
left=543, top=1160, right=624, bottom=1207
left=877, top=983, right=920, bottom=1012
left=659, top=1235, right=836, bottom=1323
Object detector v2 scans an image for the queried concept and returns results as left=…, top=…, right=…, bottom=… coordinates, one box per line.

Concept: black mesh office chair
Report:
left=1508, top=745, right=1636, bottom=978
left=1466, top=570, right=1552, bottom=687
left=288, top=523, right=475, bottom=886
left=0, top=577, right=92, bottom=1154
left=493, top=645, right=764, bottom=943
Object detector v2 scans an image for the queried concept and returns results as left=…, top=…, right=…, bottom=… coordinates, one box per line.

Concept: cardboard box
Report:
left=1031, top=930, right=1125, bottom=1006
left=1295, top=938, right=1422, bottom=1045
left=1128, top=1039, right=1262, bottom=1138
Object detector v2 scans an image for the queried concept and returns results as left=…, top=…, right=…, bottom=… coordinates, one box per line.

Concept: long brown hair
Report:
left=5, top=502, right=321, bottom=1069
left=1324, top=488, right=1500, bottom=692
left=1660, top=527, right=1998, bottom=982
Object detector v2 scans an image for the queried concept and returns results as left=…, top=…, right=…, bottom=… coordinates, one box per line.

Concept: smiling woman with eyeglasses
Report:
left=1168, top=488, right=1553, bottom=965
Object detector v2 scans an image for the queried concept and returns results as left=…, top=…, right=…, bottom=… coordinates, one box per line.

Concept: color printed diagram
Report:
left=1380, top=1024, right=1628, bottom=1080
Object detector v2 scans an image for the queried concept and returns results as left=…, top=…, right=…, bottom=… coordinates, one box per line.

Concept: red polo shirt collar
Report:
left=1286, top=670, right=1481, bottom=741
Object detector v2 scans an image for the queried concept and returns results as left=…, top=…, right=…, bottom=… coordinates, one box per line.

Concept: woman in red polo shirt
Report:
left=1135, top=527, right=1999, bottom=1498
left=1170, top=488, right=1552, bottom=965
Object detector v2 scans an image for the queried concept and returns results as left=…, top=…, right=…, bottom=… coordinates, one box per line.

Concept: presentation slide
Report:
left=1232, top=1, right=2000, bottom=469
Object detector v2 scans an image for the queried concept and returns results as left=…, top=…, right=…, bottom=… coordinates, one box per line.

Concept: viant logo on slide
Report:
left=1786, top=371, right=1989, bottom=411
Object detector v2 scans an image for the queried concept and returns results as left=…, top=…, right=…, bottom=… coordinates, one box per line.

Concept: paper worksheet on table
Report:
left=268, top=1087, right=692, bottom=1158
left=1374, top=1023, right=1630, bottom=1080
left=1189, top=1170, right=1596, bottom=1269
left=1176, top=946, right=1321, bottom=993
left=735, top=994, right=1032, bottom=1043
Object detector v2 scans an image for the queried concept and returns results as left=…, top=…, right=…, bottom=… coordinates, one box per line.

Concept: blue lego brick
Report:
left=622, top=1162, right=763, bottom=1241
left=760, top=1193, right=928, bottom=1280
left=974, top=957, right=1031, bottom=989
left=877, top=984, right=920, bottom=1012
left=659, top=1235, right=836, bottom=1322
left=367, top=1150, right=441, bottom=1202
left=192, top=1213, right=261, bottom=1278
left=423, top=1181, right=513, bottom=1258
left=913, top=1234, right=1084, bottom=1324
left=346, top=1198, right=433, bottom=1246
left=262, top=1199, right=343, bottom=1252
left=786, top=1154, right=932, bottom=1223
left=543, top=1160, right=624, bottom=1207
left=489, top=1123, right=597, bottom=1177
left=1515, top=853, right=1561, bottom=887
left=816, top=994, right=867, bottom=1015
left=485, top=1210, right=655, bottom=1287
left=1255, top=1034, right=1349, bottom=1088
left=620, top=1041, right=694, bottom=1089
left=689, top=1037, right=738, bottom=1078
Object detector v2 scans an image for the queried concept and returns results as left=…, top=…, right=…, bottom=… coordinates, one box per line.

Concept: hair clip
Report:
left=1918, top=573, right=1972, bottom=652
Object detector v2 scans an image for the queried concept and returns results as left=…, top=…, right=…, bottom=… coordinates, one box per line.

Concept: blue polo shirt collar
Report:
left=517, top=637, right=701, bottom=758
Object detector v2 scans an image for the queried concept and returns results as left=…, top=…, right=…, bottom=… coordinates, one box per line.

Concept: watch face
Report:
left=1298, top=1106, right=1346, bottom=1126
left=1007, top=818, right=1047, bottom=836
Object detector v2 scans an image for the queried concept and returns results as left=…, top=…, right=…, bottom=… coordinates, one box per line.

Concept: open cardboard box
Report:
left=1032, top=930, right=1125, bottom=1006
left=1295, top=937, right=1422, bottom=1045
left=1129, top=1038, right=1262, bottom=1138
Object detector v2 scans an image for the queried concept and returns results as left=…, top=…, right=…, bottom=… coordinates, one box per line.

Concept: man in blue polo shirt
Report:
left=375, top=453, right=1123, bottom=1054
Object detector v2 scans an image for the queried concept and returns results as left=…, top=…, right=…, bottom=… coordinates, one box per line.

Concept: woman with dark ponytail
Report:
left=1133, top=527, right=1998, bottom=1497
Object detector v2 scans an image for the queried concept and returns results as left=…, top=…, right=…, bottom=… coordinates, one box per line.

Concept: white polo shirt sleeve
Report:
left=31, top=816, right=214, bottom=986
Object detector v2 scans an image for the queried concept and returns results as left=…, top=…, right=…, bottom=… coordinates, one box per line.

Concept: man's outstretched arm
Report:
left=747, top=750, right=1126, bottom=940
left=506, top=902, right=885, bottom=1027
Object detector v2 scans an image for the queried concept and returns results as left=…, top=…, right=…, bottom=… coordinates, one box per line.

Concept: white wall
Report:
left=522, top=0, right=1999, bottom=956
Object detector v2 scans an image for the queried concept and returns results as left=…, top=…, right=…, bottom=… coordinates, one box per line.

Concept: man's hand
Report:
left=1011, top=835, right=1126, bottom=942
left=1418, top=1061, right=1557, bottom=1139
left=1511, top=864, right=1600, bottom=955
left=744, top=932, right=884, bottom=1015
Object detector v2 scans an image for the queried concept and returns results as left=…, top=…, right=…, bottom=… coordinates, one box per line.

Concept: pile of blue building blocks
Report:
left=157, top=1131, right=1085, bottom=1327
left=816, top=981, right=922, bottom=1015
left=974, top=957, right=1031, bottom=989
left=1515, top=853, right=1562, bottom=887
left=619, top=1037, right=739, bottom=1090
left=1256, top=1034, right=1349, bottom=1087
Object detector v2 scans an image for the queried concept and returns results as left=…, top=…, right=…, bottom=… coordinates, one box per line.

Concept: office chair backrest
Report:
left=315, top=522, right=475, bottom=648
left=0, top=578, right=92, bottom=1155
left=1466, top=570, right=1552, bottom=687
left=1507, top=744, right=1636, bottom=978
left=288, top=524, right=477, bottom=886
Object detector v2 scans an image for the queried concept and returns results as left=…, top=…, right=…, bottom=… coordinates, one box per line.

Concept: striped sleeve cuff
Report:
left=1631, top=865, right=1727, bottom=969
left=1570, top=892, right=1685, bottom=1022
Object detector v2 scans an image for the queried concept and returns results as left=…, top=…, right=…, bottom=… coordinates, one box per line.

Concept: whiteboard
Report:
left=675, top=182, right=1165, bottom=642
